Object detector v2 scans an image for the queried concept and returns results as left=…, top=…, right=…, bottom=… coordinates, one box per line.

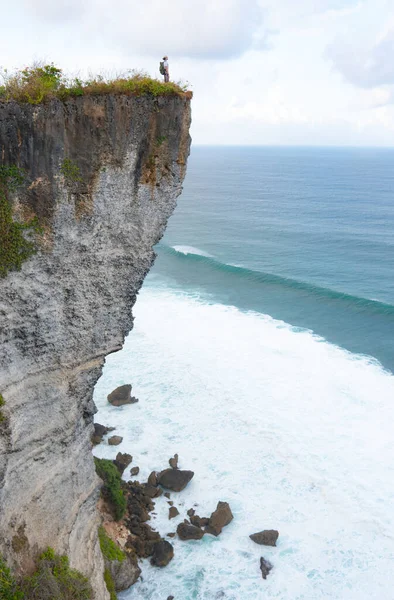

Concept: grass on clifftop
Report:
left=0, top=63, right=192, bottom=105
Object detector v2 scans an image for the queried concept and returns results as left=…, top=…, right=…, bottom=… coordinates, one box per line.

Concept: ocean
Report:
left=94, top=146, right=394, bottom=600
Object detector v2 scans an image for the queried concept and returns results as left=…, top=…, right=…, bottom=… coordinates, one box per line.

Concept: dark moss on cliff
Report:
left=0, top=166, right=41, bottom=278
left=0, top=93, right=191, bottom=234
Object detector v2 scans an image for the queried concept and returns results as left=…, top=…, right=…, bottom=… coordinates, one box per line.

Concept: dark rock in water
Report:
left=169, top=506, right=179, bottom=520
left=167, top=501, right=174, bottom=506
left=158, top=469, right=194, bottom=492
left=104, top=552, right=141, bottom=591
left=126, top=522, right=161, bottom=558
left=187, top=508, right=195, bottom=517
left=113, top=452, right=132, bottom=474
left=167, top=532, right=176, bottom=538
left=95, top=423, right=108, bottom=437
left=143, top=484, right=162, bottom=498
left=169, top=453, right=179, bottom=469
left=151, top=540, right=174, bottom=567
left=92, top=422, right=115, bottom=445
left=260, top=556, right=273, bottom=579
left=191, top=515, right=209, bottom=528
left=177, top=522, right=204, bottom=541
left=148, top=471, right=158, bottom=487
left=167, top=596, right=174, bottom=600
left=130, top=466, right=140, bottom=477
left=206, top=502, right=233, bottom=536
left=108, top=435, right=123, bottom=446
left=164, top=492, right=171, bottom=499
left=250, top=530, right=279, bottom=547
left=107, top=384, right=138, bottom=406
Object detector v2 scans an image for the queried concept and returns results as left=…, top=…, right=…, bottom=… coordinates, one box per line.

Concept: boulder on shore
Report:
left=107, top=384, right=138, bottom=406
left=148, top=471, right=158, bottom=487
left=250, top=530, right=279, bottom=547
left=158, top=469, right=194, bottom=492
left=177, top=521, right=204, bottom=541
left=260, top=556, right=273, bottom=580
left=105, top=552, right=141, bottom=592
left=113, top=452, right=133, bottom=474
left=205, top=501, right=233, bottom=536
left=150, top=540, right=174, bottom=567
left=108, top=435, right=123, bottom=446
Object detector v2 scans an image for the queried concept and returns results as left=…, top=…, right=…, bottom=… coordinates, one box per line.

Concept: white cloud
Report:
left=23, top=0, right=268, bottom=60
left=326, top=27, right=394, bottom=88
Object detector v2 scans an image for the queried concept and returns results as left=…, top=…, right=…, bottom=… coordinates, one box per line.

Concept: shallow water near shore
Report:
left=94, top=147, right=394, bottom=599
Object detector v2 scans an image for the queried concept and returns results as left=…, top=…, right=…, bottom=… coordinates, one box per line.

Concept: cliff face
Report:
left=0, top=94, right=191, bottom=598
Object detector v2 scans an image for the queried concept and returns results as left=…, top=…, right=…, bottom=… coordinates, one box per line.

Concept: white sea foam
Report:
left=172, top=245, right=213, bottom=258
left=93, top=285, right=394, bottom=600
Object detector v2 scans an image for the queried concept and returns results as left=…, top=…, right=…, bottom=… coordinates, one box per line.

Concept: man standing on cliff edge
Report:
left=163, top=56, right=169, bottom=82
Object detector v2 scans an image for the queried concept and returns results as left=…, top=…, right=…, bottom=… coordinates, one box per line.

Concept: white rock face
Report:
left=0, top=94, right=191, bottom=598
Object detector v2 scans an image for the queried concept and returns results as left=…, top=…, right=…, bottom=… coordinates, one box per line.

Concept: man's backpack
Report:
left=159, top=61, right=165, bottom=75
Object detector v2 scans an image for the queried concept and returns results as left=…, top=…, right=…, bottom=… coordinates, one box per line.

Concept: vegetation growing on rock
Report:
left=94, top=458, right=127, bottom=521
left=0, top=63, right=192, bottom=105
left=103, top=568, right=117, bottom=600
left=24, top=548, right=92, bottom=599
left=0, top=556, right=23, bottom=600
left=0, top=166, right=41, bottom=278
left=0, top=393, right=6, bottom=423
left=0, top=548, right=93, bottom=600
left=98, top=527, right=125, bottom=563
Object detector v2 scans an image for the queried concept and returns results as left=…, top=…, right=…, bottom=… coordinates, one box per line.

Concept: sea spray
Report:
left=94, top=284, right=394, bottom=600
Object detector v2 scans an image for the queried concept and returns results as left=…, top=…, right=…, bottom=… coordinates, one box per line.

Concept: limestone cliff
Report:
left=0, top=93, right=191, bottom=598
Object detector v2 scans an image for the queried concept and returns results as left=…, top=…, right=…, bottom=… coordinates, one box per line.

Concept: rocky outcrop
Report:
left=205, top=501, right=233, bottom=536
left=177, top=521, right=205, bottom=541
left=260, top=557, right=273, bottom=579
left=158, top=468, right=194, bottom=491
left=107, top=384, right=138, bottom=406
left=250, top=530, right=279, bottom=547
left=150, top=540, right=174, bottom=567
left=0, top=93, right=191, bottom=598
left=105, top=552, right=141, bottom=591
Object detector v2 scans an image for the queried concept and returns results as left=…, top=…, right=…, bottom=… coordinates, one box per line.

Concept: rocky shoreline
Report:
left=94, top=384, right=280, bottom=596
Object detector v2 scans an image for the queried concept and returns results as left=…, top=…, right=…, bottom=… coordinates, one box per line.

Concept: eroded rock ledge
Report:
left=0, top=93, right=191, bottom=599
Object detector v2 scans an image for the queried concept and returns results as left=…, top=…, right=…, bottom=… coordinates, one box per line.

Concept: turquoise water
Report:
left=154, top=146, right=394, bottom=372
left=95, top=147, right=394, bottom=600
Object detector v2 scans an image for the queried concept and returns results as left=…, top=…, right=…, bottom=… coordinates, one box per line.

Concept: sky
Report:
left=1, top=0, right=394, bottom=146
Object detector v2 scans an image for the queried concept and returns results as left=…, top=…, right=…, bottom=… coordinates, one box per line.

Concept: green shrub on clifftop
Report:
left=94, top=458, right=126, bottom=521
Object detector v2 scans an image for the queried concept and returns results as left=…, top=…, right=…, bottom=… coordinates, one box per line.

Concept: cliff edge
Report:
left=0, top=93, right=191, bottom=598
